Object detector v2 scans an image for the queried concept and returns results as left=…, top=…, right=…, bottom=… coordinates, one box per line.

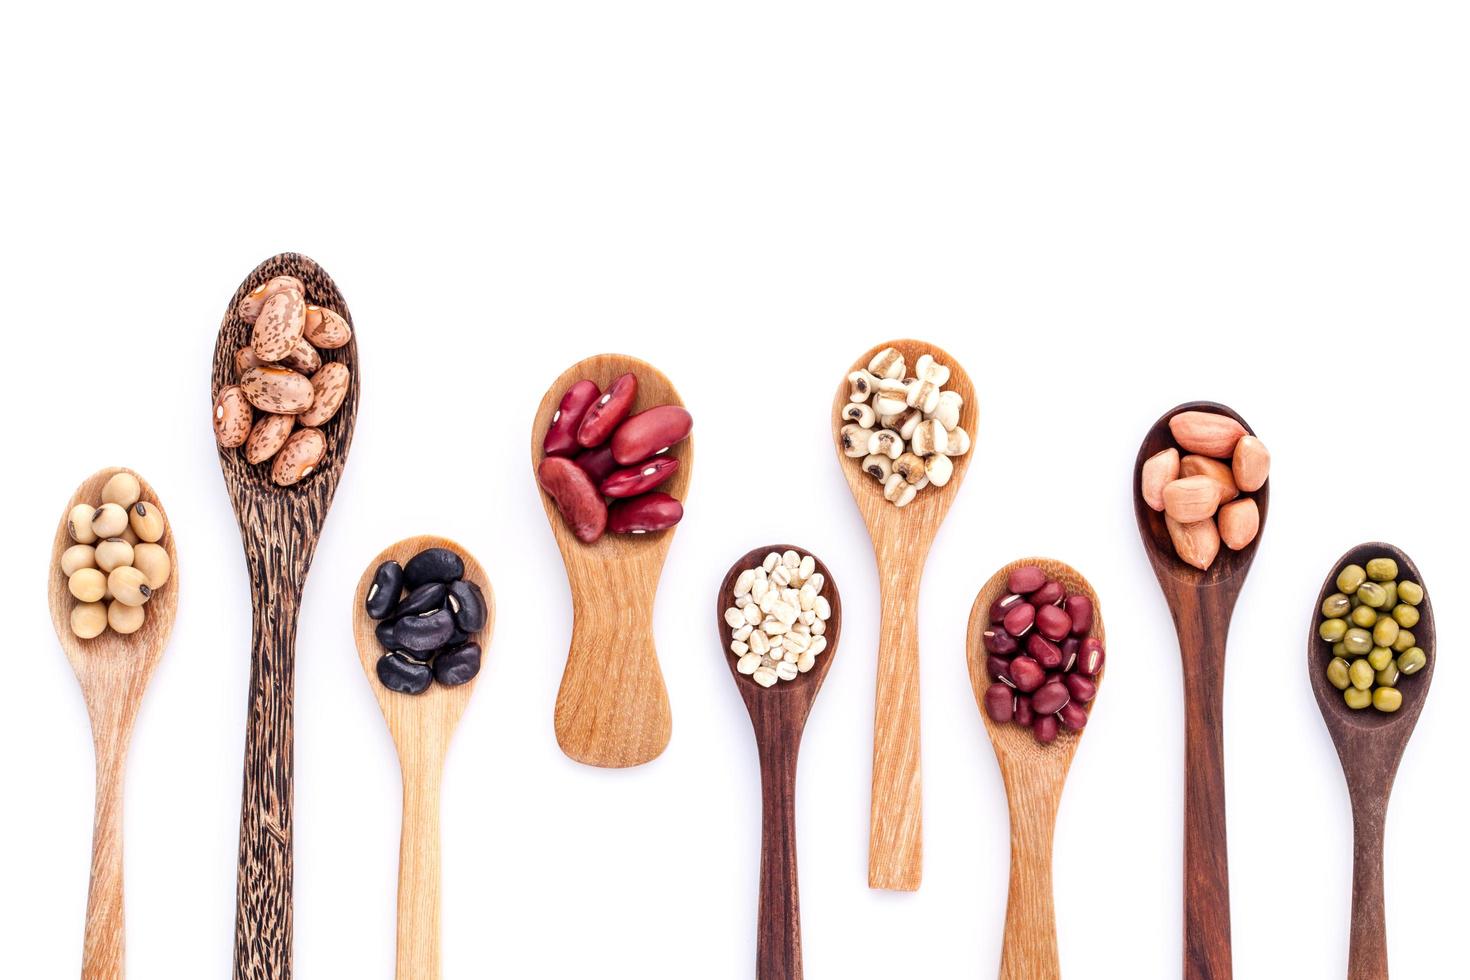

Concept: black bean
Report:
left=446, top=579, right=487, bottom=632
left=394, top=608, right=455, bottom=652
left=434, top=642, right=482, bottom=687
left=441, top=629, right=470, bottom=652
left=376, top=652, right=433, bottom=695
left=404, top=548, right=464, bottom=588
left=365, top=561, right=404, bottom=619
left=375, top=618, right=398, bottom=649
left=395, top=582, right=447, bottom=617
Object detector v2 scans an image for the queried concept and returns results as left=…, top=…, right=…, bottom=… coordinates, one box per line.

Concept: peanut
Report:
left=1168, top=411, right=1246, bottom=458
left=1166, top=514, right=1221, bottom=571
left=1179, top=454, right=1239, bottom=504
left=1232, top=435, right=1270, bottom=492
left=1217, top=497, right=1260, bottom=550
left=1141, top=448, right=1179, bottom=512
left=1162, top=475, right=1222, bottom=523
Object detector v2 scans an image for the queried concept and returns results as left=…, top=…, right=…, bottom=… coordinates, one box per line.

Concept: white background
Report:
left=1, top=2, right=1465, bottom=978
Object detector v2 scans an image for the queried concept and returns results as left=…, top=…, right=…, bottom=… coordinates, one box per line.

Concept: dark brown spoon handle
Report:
left=1348, top=792, right=1389, bottom=980
left=755, top=727, right=803, bottom=980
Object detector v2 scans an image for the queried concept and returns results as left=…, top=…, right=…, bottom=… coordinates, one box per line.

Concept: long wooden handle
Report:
left=756, top=738, right=802, bottom=980
left=1179, top=632, right=1232, bottom=979
left=999, top=790, right=1059, bottom=980
left=82, top=732, right=129, bottom=979
left=397, top=763, right=445, bottom=980
left=868, top=571, right=923, bottom=891
left=1347, top=795, right=1389, bottom=980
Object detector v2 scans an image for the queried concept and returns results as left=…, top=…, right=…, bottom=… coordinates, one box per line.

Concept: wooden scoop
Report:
left=1308, top=542, right=1434, bottom=980
left=717, top=545, right=843, bottom=980
left=966, top=558, right=1104, bottom=979
left=353, top=536, right=495, bottom=980
left=832, top=339, right=978, bottom=891
left=48, top=467, right=179, bottom=979
left=531, top=353, right=692, bottom=768
left=1132, top=400, right=1269, bottom=980
left=212, top=252, right=359, bottom=979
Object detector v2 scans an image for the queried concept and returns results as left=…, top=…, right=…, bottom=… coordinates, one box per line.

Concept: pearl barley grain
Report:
left=725, top=550, right=832, bottom=686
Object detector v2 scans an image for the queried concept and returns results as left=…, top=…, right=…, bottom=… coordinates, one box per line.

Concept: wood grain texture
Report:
left=212, top=253, right=359, bottom=980
left=531, top=354, right=692, bottom=768
left=1133, top=401, right=1269, bottom=980
left=48, top=467, right=179, bottom=980
left=353, top=537, right=495, bottom=980
left=831, top=339, right=978, bottom=892
left=717, top=545, right=843, bottom=980
left=967, top=558, right=1105, bottom=980
left=1308, top=542, right=1435, bottom=980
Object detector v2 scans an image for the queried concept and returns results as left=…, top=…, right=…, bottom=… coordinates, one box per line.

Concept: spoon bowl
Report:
left=213, top=252, right=358, bottom=978
left=48, top=466, right=179, bottom=977
left=717, top=545, right=842, bottom=980
left=966, top=558, right=1104, bottom=979
left=531, top=353, right=692, bottom=768
left=1308, top=541, right=1434, bottom=979
left=1132, top=399, right=1267, bottom=980
left=832, top=338, right=978, bottom=892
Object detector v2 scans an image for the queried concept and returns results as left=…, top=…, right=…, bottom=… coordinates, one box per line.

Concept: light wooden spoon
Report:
left=966, top=558, right=1105, bottom=979
left=717, top=545, right=843, bottom=980
left=1308, top=542, right=1434, bottom=980
left=48, top=466, right=179, bottom=979
left=531, top=353, right=692, bottom=768
left=212, top=252, right=359, bottom=979
left=832, top=339, right=978, bottom=891
left=353, top=536, right=495, bottom=980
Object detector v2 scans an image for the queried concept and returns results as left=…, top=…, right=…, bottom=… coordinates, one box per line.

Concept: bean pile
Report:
left=1141, top=410, right=1269, bottom=569
left=722, top=550, right=832, bottom=687
left=60, top=472, right=172, bottom=639
left=538, top=372, right=690, bottom=542
left=213, top=274, right=353, bottom=486
left=840, top=348, right=971, bottom=507
left=366, top=547, right=487, bottom=695
left=1318, top=556, right=1426, bottom=713
left=980, top=565, right=1103, bottom=744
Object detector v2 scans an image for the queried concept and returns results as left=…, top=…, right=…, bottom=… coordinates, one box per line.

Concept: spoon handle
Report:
left=82, top=726, right=130, bottom=980
left=1179, top=620, right=1232, bottom=980
left=999, top=783, right=1060, bottom=979
left=756, top=736, right=803, bottom=980
left=1347, top=794, right=1389, bottom=980
left=868, top=567, right=923, bottom=891
left=396, top=762, right=445, bottom=980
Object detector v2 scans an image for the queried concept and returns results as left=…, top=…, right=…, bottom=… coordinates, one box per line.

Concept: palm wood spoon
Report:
left=1308, top=542, right=1434, bottom=980
left=49, top=466, right=179, bottom=979
left=832, top=339, right=978, bottom=891
left=966, top=558, right=1105, bottom=979
left=212, top=252, right=359, bottom=979
left=1132, top=400, right=1269, bottom=980
left=717, top=545, right=843, bottom=980
left=531, top=354, right=692, bottom=768
left=353, top=536, right=495, bottom=980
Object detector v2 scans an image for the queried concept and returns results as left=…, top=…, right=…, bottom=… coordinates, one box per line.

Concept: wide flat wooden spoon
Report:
left=353, top=537, right=495, bottom=980
left=717, top=545, right=843, bottom=980
left=1133, top=400, right=1269, bottom=980
left=1308, top=542, right=1434, bottom=980
left=48, top=466, right=179, bottom=979
left=832, top=338, right=978, bottom=892
left=212, top=252, right=359, bottom=980
left=531, top=353, right=692, bottom=768
left=966, top=558, right=1105, bottom=979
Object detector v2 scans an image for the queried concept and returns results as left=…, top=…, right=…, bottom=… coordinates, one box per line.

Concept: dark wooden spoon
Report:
left=1132, top=400, right=1269, bottom=980
left=212, top=253, right=359, bottom=980
left=1308, top=542, right=1435, bottom=980
left=717, top=545, right=842, bottom=980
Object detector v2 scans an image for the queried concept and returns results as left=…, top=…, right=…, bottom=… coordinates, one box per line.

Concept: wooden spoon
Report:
left=717, top=545, right=843, bottom=980
left=1132, top=400, right=1269, bottom=980
left=352, top=536, right=495, bottom=980
left=531, top=353, right=692, bottom=768
left=212, top=252, right=359, bottom=979
left=832, top=339, right=978, bottom=891
left=48, top=466, right=179, bottom=979
left=966, top=558, right=1105, bottom=979
left=1308, top=542, right=1434, bottom=980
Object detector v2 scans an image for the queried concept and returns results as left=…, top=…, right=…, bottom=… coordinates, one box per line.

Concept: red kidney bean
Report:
left=537, top=456, right=607, bottom=543
left=1009, top=656, right=1045, bottom=692
left=1030, top=580, right=1064, bottom=606
left=1064, top=674, right=1096, bottom=703
left=1008, top=565, right=1046, bottom=594
left=1027, top=634, right=1063, bottom=670
left=543, top=380, right=600, bottom=457
left=611, top=405, right=693, bottom=465
left=1032, top=681, right=1071, bottom=715
left=1065, top=594, right=1094, bottom=635
left=983, top=626, right=1019, bottom=655
left=1013, top=695, right=1035, bottom=727
left=1060, top=636, right=1080, bottom=670
left=576, top=372, right=637, bottom=448
left=989, top=592, right=1025, bottom=622
left=1058, top=701, right=1089, bottom=730
left=574, top=444, right=620, bottom=485
left=1002, top=603, right=1036, bottom=638
left=1078, top=637, right=1105, bottom=676
left=984, top=685, right=1015, bottom=723
left=1036, top=604, right=1071, bottom=641
left=1033, top=714, right=1059, bottom=744
left=600, top=457, right=679, bottom=498
left=607, top=491, right=683, bottom=534
left=986, top=655, right=1014, bottom=684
